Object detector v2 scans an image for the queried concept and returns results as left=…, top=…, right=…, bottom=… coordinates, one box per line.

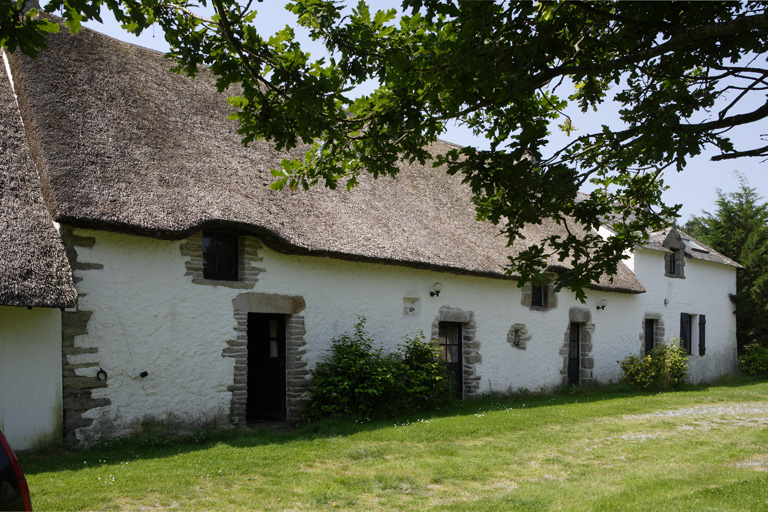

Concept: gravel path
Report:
left=629, top=403, right=768, bottom=420
left=620, top=403, right=768, bottom=432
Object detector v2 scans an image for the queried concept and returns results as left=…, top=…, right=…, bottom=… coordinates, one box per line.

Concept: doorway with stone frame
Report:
left=228, top=293, right=309, bottom=425
left=431, top=306, right=481, bottom=399
left=561, top=308, right=595, bottom=387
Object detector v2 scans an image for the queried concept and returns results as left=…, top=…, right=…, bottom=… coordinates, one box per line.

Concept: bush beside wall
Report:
left=305, top=319, right=453, bottom=420
left=619, top=340, right=689, bottom=391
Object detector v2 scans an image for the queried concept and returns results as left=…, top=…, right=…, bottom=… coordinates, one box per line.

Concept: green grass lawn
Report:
left=20, top=379, right=768, bottom=511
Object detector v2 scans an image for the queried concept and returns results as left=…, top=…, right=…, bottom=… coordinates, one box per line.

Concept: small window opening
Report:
left=680, top=312, right=696, bottom=355
left=202, top=232, right=239, bottom=281
left=507, top=323, right=528, bottom=350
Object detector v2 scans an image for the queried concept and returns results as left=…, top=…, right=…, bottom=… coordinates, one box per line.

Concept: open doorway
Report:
left=246, top=313, right=286, bottom=421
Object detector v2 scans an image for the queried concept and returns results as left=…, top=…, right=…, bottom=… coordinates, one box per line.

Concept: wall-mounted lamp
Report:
left=596, top=299, right=607, bottom=311
left=430, top=282, right=443, bottom=297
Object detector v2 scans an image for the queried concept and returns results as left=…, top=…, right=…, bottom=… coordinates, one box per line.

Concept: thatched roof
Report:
left=6, top=20, right=645, bottom=294
left=0, top=52, right=77, bottom=308
left=645, top=228, right=742, bottom=268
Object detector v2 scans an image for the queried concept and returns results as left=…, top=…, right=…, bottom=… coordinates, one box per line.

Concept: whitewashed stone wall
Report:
left=63, top=227, right=738, bottom=444
left=66, top=230, right=237, bottom=444
left=0, top=306, right=63, bottom=450
left=628, top=249, right=739, bottom=382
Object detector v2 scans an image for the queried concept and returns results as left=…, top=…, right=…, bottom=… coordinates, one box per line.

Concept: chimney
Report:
left=22, top=0, right=41, bottom=14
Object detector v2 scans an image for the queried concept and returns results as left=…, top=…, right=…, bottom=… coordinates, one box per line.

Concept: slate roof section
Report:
left=645, top=228, right=742, bottom=268
left=6, top=20, right=645, bottom=294
left=0, top=52, right=77, bottom=308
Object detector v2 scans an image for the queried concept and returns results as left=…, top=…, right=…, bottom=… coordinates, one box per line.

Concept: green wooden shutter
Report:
left=699, top=315, right=706, bottom=356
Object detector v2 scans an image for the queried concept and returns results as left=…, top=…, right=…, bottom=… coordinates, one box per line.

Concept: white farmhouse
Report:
left=0, top=22, right=740, bottom=447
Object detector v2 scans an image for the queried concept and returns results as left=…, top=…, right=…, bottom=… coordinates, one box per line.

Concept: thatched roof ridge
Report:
left=0, top=53, right=77, bottom=308
left=8, top=22, right=644, bottom=294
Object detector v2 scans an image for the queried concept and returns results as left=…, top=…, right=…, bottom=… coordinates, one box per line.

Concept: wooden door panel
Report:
left=438, top=322, right=463, bottom=399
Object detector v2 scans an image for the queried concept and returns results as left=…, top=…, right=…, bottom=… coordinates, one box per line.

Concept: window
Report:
left=663, top=230, right=686, bottom=278
left=666, top=247, right=685, bottom=277
left=202, top=233, right=239, bottom=281
left=680, top=313, right=692, bottom=354
left=524, top=275, right=557, bottom=310
left=680, top=313, right=706, bottom=356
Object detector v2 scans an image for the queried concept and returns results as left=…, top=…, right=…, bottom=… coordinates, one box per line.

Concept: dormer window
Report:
left=665, top=247, right=685, bottom=278
left=669, top=249, right=677, bottom=274
left=202, top=232, right=239, bottom=281
left=663, top=230, right=686, bottom=279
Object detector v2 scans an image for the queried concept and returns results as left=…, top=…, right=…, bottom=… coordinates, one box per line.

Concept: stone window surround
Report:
left=664, top=231, right=686, bottom=279
left=432, top=306, right=480, bottom=398
left=181, top=231, right=264, bottom=289
left=560, top=307, right=595, bottom=386
left=521, top=273, right=558, bottom=311
left=507, top=323, right=530, bottom=350
left=640, top=313, right=665, bottom=355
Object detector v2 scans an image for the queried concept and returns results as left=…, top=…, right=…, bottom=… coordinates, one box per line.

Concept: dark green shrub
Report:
left=619, top=340, right=688, bottom=391
left=739, top=343, right=768, bottom=376
left=394, top=333, right=454, bottom=411
left=305, top=319, right=453, bottom=420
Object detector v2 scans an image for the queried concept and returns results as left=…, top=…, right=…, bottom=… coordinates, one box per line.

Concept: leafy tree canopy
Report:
left=685, top=175, right=768, bottom=349
left=3, top=0, right=768, bottom=299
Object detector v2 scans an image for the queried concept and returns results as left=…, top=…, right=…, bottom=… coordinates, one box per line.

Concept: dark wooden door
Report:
left=438, top=322, right=463, bottom=398
left=568, top=322, right=580, bottom=386
left=247, top=313, right=286, bottom=421
left=645, top=319, right=656, bottom=355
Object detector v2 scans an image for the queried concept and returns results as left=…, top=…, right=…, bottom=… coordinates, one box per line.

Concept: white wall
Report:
left=68, top=229, right=739, bottom=442
left=630, top=249, right=739, bottom=382
left=72, top=233, right=236, bottom=442
left=254, top=244, right=631, bottom=392
left=0, top=306, right=63, bottom=450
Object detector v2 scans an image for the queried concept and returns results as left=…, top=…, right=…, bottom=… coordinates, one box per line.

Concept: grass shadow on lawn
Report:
left=19, top=375, right=768, bottom=476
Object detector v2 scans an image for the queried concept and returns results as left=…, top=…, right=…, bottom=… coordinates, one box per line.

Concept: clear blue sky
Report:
left=74, top=2, right=768, bottom=223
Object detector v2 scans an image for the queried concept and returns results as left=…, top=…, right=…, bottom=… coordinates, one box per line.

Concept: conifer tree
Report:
left=685, top=175, right=768, bottom=350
